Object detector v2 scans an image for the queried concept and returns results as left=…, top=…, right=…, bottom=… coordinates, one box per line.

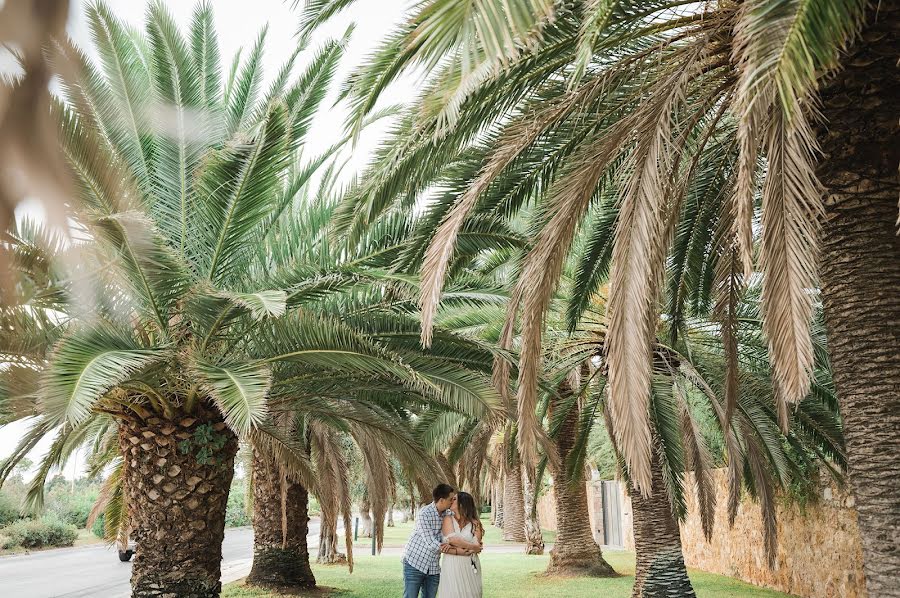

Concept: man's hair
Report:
left=433, top=483, right=455, bottom=502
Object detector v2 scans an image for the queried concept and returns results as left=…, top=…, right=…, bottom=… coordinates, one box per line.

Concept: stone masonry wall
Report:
left=537, top=469, right=866, bottom=598
left=679, top=469, right=866, bottom=598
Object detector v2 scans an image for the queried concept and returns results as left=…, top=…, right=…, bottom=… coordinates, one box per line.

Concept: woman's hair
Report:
left=455, top=492, right=483, bottom=535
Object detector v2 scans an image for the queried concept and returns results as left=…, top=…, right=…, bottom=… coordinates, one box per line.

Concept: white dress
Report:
left=438, top=518, right=483, bottom=598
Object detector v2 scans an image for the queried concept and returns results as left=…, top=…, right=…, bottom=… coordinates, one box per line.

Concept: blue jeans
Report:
left=403, top=560, right=440, bottom=598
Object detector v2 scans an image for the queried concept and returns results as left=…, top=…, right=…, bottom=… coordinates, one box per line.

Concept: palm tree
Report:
left=0, top=3, right=500, bottom=596
left=544, top=370, right=615, bottom=577
left=304, top=2, right=897, bottom=592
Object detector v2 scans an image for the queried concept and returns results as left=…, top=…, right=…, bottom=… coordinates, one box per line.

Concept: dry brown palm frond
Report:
left=604, top=45, right=708, bottom=494
left=353, top=426, right=392, bottom=554
left=248, top=426, right=317, bottom=491
left=491, top=285, right=521, bottom=413
left=759, top=106, right=821, bottom=430
left=744, top=424, right=777, bottom=568
left=677, top=385, right=716, bottom=541
left=435, top=451, right=458, bottom=490
left=86, top=458, right=122, bottom=531
left=730, top=1, right=770, bottom=279
left=419, top=78, right=611, bottom=348
left=513, top=119, right=636, bottom=470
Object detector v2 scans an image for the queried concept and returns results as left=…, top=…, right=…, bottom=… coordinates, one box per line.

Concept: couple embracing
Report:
left=402, top=484, right=484, bottom=598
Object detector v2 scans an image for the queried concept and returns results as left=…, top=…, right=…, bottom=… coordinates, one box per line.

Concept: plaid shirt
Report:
left=402, top=502, right=449, bottom=575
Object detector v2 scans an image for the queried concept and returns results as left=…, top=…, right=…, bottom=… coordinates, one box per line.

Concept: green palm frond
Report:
left=40, top=327, right=168, bottom=425
left=189, top=1, right=221, bottom=108
left=192, top=358, right=271, bottom=435
left=86, top=0, right=154, bottom=193
left=225, top=25, right=267, bottom=136
left=196, top=102, right=290, bottom=283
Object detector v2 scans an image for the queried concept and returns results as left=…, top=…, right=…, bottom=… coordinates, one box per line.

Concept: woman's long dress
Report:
left=438, top=518, right=483, bottom=598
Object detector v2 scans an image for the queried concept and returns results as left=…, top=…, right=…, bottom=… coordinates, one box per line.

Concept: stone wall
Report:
left=537, top=470, right=866, bottom=598
left=678, top=469, right=867, bottom=598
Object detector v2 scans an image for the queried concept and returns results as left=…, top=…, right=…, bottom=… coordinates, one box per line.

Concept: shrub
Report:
left=91, top=513, right=106, bottom=539
left=225, top=480, right=251, bottom=527
left=1, top=516, right=78, bottom=549
left=0, top=492, right=22, bottom=527
left=45, top=482, right=99, bottom=528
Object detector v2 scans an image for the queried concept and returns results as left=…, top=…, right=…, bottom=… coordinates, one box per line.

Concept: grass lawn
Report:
left=224, top=550, right=794, bottom=598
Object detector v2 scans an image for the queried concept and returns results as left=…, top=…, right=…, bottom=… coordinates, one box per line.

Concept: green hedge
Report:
left=0, top=517, right=78, bottom=550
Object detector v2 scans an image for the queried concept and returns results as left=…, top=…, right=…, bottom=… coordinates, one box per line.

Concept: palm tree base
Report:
left=120, top=409, right=237, bottom=598
left=247, top=547, right=317, bottom=589
left=247, top=448, right=316, bottom=590
left=546, top=547, right=616, bottom=577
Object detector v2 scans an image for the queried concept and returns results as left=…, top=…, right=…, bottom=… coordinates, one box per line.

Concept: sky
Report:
left=0, top=0, right=418, bottom=479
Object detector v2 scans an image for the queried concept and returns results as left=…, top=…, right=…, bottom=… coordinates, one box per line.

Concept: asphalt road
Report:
left=0, top=521, right=321, bottom=598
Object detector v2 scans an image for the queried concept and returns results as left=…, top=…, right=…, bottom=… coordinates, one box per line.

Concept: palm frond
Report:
left=192, top=358, right=271, bottom=436
left=40, top=327, right=167, bottom=425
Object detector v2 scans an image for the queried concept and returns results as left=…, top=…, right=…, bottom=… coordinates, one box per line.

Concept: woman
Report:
left=439, top=491, right=484, bottom=598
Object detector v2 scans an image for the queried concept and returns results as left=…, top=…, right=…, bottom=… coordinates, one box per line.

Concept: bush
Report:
left=45, top=481, right=99, bottom=528
left=0, top=492, right=22, bottom=527
left=225, top=480, right=251, bottom=527
left=91, top=513, right=106, bottom=539
left=0, top=516, right=78, bottom=549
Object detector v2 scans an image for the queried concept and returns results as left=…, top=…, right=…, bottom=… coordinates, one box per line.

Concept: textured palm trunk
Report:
left=521, top=465, right=544, bottom=555
left=547, top=385, right=615, bottom=576
left=119, top=410, right=237, bottom=598
left=502, top=459, right=526, bottom=542
left=815, top=6, right=900, bottom=595
left=629, top=448, right=694, bottom=598
left=387, top=503, right=395, bottom=527
left=246, top=449, right=316, bottom=589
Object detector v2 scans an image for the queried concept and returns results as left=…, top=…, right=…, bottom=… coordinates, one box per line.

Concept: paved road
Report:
left=0, top=521, right=320, bottom=598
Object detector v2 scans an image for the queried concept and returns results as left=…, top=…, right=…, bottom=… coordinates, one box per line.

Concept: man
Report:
left=402, top=483, right=482, bottom=598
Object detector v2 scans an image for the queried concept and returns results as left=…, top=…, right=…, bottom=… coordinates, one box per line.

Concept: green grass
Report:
left=224, top=550, right=795, bottom=598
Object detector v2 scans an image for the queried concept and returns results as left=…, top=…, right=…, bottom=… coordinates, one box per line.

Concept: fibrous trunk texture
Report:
left=816, top=6, right=900, bottom=595
left=246, top=449, right=316, bottom=589
left=120, top=410, right=237, bottom=598
left=629, top=448, right=695, bottom=598
left=547, top=385, right=615, bottom=576
left=521, top=465, right=544, bottom=555
left=502, top=459, right=526, bottom=542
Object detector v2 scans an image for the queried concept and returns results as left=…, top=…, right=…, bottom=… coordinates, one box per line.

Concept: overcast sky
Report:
left=0, top=0, right=418, bottom=479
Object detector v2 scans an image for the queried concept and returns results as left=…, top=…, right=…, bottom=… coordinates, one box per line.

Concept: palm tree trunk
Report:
left=246, top=448, right=316, bottom=590
left=387, top=503, right=395, bottom=527
left=815, top=6, right=900, bottom=595
left=492, top=479, right=504, bottom=528
left=521, top=465, right=544, bottom=555
left=316, top=513, right=347, bottom=565
left=547, top=383, right=615, bottom=576
left=119, top=410, right=237, bottom=598
left=629, top=447, right=695, bottom=598
left=359, top=493, right=373, bottom=537
left=502, top=458, right=526, bottom=542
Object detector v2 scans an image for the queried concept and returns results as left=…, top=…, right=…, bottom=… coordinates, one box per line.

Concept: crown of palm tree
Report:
left=0, top=1, right=502, bottom=516
left=312, top=0, right=865, bottom=493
